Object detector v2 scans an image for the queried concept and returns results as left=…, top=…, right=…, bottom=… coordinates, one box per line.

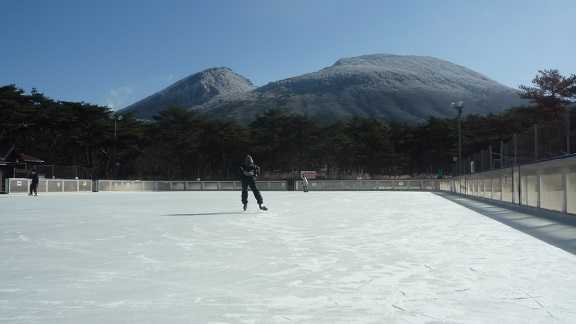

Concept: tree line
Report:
left=1, top=70, right=574, bottom=180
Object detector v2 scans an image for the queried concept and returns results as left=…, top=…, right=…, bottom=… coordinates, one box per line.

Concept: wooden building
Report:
left=0, top=145, right=45, bottom=192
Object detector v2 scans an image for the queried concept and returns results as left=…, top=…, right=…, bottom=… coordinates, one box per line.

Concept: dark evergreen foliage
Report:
left=1, top=70, right=572, bottom=179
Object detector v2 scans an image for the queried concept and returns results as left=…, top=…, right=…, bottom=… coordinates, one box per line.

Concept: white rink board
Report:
left=1, top=192, right=576, bottom=323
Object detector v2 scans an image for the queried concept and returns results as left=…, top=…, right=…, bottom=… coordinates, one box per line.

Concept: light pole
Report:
left=114, top=115, right=123, bottom=139
left=566, top=105, right=571, bottom=154
left=452, top=101, right=464, bottom=175
left=113, top=114, right=123, bottom=179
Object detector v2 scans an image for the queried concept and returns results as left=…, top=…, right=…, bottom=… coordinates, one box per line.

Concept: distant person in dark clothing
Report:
left=301, top=174, right=309, bottom=192
left=240, top=155, right=267, bottom=211
left=29, top=169, right=39, bottom=196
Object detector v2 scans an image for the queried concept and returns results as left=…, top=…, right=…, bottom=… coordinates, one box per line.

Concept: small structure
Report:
left=0, top=145, right=45, bottom=192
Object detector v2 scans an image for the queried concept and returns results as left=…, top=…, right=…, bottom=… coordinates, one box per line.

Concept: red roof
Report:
left=17, top=153, right=45, bottom=163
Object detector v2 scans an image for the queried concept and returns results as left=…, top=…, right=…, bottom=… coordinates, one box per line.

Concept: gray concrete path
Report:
left=435, top=192, right=576, bottom=256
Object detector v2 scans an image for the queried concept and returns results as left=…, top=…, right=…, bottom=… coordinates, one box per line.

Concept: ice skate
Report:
left=259, top=204, right=268, bottom=211
left=243, top=203, right=247, bottom=211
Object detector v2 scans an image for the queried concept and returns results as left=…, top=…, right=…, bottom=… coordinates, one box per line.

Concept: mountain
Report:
left=122, top=67, right=255, bottom=119
left=125, top=55, right=526, bottom=124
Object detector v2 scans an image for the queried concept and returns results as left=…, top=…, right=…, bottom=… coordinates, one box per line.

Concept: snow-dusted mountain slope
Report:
left=121, top=67, right=255, bottom=119
left=126, top=55, right=525, bottom=124
left=195, top=54, right=525, bottom=124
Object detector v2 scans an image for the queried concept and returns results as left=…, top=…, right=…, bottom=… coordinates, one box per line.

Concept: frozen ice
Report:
left=1, top=191, right=576, bottom=323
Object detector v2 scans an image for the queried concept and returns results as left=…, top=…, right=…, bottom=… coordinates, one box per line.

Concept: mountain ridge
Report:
left=122, top=54, right=525, bottom=123
left=122, top=67, right=255, bottom=119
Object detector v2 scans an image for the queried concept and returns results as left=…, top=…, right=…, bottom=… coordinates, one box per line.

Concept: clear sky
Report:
left=1, top=0, right=574, bottom=110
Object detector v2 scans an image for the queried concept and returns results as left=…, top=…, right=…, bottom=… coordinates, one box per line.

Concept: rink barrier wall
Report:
left=96, top=180, right=288, bottom=192
left=6, top=178, right=437, bottom=193
left=7, top=156, right=574, bottom=217
left=7, top=178, right=93, bottom=194
left=295, top=179, right=439, bottom=191
left=438, top=156, right=576, bottom=216
left=5, top=179, right=287, bottom=193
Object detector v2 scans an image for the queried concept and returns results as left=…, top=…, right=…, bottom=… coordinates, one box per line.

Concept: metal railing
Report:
left=460, top=117, right=575, bottom=175
left=12, top=165, right=93, bottom=179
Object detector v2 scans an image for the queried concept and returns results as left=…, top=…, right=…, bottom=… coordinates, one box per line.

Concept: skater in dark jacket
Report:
left=240, top=155, right=267, bottom=211
left=29, top=169, right=39, bottom=196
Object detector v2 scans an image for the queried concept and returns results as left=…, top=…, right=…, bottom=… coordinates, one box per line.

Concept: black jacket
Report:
left=240, top=163, right=260, bottom=180
left=30, top=172, right=39, bottom=184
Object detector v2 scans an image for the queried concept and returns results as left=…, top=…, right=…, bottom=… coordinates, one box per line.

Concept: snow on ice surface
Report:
left=1, top=191, right=576, bottom=324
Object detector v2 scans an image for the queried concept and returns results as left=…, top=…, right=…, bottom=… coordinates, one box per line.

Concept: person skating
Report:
left=301, top=174, right=309, bottom=192
left=29, top=168, right=39, bottom=196
left=240, top=155, right=267, bottom=211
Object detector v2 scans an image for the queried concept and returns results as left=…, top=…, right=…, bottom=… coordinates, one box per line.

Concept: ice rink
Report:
left=1, top=191, right=576, bottom=323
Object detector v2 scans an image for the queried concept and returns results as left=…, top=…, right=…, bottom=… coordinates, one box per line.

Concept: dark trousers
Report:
left=29, top=182, right=38, bottom=195
left=241, top=177, right=263, bottom=205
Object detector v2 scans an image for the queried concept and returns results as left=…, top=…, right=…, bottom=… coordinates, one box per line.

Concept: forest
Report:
left=1, top=70, right=574, bottom=180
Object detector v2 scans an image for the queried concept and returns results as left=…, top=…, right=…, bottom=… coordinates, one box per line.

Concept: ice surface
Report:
left=1, top=192, right=576, bottom=323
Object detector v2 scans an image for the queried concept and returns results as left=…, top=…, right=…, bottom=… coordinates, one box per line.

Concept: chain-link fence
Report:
left=461, top=117, right=574, bottom=175
left=13, top=165, right=93, bottom=179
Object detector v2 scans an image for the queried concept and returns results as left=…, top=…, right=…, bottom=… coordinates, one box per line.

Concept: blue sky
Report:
left=1, top=0, right=575, bottom=109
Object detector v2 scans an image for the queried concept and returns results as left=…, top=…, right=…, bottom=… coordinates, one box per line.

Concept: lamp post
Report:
left=114, top=115, right=123, bottom=139
left=452, top=101, right=464, bottom=175
left=566, top=105, right=571, bottom=154
left=113, top=114, right=123, bottom=179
